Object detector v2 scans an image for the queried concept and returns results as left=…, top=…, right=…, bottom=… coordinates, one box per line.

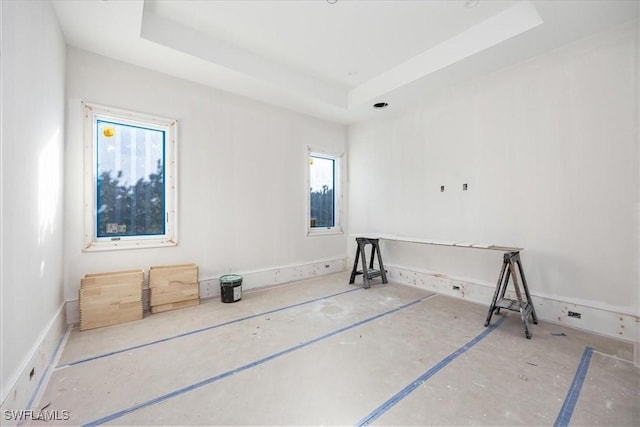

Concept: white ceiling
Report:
left=52, top=0, right=638, bottom=124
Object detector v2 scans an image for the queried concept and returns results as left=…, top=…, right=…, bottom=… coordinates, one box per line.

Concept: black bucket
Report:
left=220, top=274, right=242, bottom=303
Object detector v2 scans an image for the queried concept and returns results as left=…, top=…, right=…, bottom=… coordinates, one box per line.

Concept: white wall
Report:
left=64, top=49, right=347, bottom=308
left=348, top=21, right=639, bottom=340
left=637, top=2, right=640, bottom=366
left=0, top=0, right=67, bottom=411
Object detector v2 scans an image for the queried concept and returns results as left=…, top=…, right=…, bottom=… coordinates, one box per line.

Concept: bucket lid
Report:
left=220, top=274, right=242, bottom=282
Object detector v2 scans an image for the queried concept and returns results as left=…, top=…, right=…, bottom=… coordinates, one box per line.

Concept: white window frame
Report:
left=82, top=102, right=178, bottom=251
left=306, top=146, right=343, bottom=236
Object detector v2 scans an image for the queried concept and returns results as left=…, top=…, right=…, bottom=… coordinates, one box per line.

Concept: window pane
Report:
left=96, top=120, right=165, bottom=237
left=309, top=155, right=335, bottom=228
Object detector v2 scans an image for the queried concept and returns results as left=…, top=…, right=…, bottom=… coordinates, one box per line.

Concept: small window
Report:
left=83, top=102, right=177, bottom=251
left=307, top=149, right=342, bottom=236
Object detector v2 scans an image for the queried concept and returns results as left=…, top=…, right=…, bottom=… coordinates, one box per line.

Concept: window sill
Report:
left=307, top=228, right=344, bottom=237
left=82, top=239, right=177, bottom=252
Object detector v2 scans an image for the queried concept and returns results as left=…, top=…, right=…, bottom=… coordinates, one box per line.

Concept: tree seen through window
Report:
left=309, top=155, right=335, bottom=228
left=96, top=120, right=165, bottom=237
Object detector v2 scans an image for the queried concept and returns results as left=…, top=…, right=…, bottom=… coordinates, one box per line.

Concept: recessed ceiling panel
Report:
left=52, top=0, right=639, bottom=124
left=148, top=0, right=517, bottom=87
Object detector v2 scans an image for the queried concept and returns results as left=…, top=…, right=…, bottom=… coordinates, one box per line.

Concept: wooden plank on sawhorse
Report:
left=485, top=251, right=538, bottom=339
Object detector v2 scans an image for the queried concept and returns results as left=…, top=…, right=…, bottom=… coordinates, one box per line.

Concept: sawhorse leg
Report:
left=485, top=257, right=509, bottom=327
left=349, top=244, right=361, bottom=285
left=374, top=243, right=388, bottom=284
left=361, top=241, right=371, bottom=288
left=516, top=256, right=538, bottom=325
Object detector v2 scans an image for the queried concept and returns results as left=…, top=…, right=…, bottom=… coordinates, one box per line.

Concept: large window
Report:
left=83, top=103, right=177, bottom=251
left=307, top=149, right=342, bottom=236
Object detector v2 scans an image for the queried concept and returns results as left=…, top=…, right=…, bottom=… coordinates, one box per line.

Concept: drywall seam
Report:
left=23, top=326, right=71, bottom=413
left=384, top=263, right=639, bottom=348
left=372, top=259, right=638, bottom=318
left=0, top=302, right=66, bottom=420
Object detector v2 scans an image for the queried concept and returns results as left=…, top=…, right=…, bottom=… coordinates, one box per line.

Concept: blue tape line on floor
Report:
left=82, top=294, right=435, bottom=427
left=553, top=346, right=593, bottom=427
left=355, top=315, right=507, bottom=427
left=58, top=287, right=361, bottom=369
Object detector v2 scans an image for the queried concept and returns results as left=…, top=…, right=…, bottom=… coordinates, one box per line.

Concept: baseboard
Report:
left=199, top=257, right=348, bottom=298
left=384, top=263, right=639, bottom=359
left=0, top=303, right=67, bottom=425
left=65, top=257, right=349, bottom=323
